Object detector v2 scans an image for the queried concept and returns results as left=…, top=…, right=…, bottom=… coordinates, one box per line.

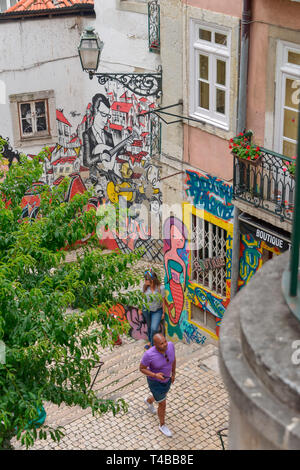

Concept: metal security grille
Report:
left=191, top=214, right=227, bottom=297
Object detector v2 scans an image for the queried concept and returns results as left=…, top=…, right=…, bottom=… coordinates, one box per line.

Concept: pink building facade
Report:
left=162, top=0, right=299, bottom=344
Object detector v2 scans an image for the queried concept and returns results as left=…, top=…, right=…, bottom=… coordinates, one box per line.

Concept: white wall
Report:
left=0, top=0, right=160, bottom=155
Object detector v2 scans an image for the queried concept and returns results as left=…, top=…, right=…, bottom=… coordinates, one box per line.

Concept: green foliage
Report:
left=0, top=145, right=145, bottom=449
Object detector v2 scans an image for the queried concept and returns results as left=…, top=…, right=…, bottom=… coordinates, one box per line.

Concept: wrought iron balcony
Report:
left=232, top=132, right=295, bottom=223
left=148, top=0, right=160, bottom=53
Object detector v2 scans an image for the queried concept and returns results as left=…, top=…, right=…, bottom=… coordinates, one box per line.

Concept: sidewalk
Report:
left=12, top=337, right=229, bottom=450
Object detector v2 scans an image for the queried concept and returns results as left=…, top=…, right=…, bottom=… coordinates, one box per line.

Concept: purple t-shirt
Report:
left=141, top=342, right=175, bottom=383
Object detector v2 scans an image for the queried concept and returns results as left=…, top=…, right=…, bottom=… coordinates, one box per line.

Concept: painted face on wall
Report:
left=170, top=224, right=185, bottom=249
left=94, top=102, right=111, bottom=133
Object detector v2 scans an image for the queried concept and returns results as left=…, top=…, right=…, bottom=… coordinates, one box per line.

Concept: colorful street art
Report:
left=182, top=170, right=234, bottom=339
left=108, top=304, right=163, bottom=341
left=164, top=216, right=189, bottom=341
left=3, top=80, right=163, bottom=261
left=238, top=234, right=262, bottom=290
left=238, top=234, right=283, bottom=290
left=186, top=170, right=234, bottom=223
left=0, top=136, right=21, bottom=168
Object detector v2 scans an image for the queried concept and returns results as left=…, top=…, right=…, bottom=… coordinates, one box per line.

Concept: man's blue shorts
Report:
left=147, top=377, right=171, bottom=403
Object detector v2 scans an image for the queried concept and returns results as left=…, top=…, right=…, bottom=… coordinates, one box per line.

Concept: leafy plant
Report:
left=282, top=156, right=297, bottom=177
left=0, top=143, right=145, bottom=449
left=229, top=132, right=262, bottom=162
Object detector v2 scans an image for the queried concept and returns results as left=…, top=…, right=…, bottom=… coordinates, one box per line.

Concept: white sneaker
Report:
left=159, top=424, right=172, bottom=437
left=144, top=397, right=156, bottom=414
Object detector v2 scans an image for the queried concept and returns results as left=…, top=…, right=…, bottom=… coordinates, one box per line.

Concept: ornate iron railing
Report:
left=150, top=112, right=161, bottom=157
left=148, top=0, right=160, bottom=53
left=233, top=133, right=295, bottom=223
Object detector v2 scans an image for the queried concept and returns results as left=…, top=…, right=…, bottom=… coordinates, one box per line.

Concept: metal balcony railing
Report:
left=232, top=132, right=295, bottom=223
left=148, top=0, right=160, bottom=53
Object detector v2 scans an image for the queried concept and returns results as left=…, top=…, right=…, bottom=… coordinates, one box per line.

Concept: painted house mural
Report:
left=13, top=80, right=163, bottom=261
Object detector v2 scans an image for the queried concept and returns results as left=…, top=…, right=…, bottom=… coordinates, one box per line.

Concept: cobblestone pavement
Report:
left=12, top=337, right=229, bottom=451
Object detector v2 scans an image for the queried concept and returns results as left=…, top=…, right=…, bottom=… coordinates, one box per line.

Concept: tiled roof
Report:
left=111, top=102, right=133, bottom=114
left=6, top=0, right=93, bottom=13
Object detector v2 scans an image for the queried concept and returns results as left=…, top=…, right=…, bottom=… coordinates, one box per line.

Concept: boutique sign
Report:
left=240, top=215, right=291, bottom=252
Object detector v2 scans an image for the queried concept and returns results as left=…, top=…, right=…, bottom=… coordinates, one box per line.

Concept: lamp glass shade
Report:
left=78, top=28, right=104, bottom=72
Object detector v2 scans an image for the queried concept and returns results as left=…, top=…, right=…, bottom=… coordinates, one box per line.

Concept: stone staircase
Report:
left=43, top=338, right=219, bottom=429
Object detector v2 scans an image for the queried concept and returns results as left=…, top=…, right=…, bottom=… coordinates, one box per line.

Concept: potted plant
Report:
left=229, top=133, right=262, bottom=166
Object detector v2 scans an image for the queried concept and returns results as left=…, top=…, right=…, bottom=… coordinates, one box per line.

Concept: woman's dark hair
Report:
left=143, top=270, right=161, bottom=292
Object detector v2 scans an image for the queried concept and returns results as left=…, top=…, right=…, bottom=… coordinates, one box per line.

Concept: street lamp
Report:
left=77, top=26, right=162, bottom=98
left=78, top=26, right=104, bottom=78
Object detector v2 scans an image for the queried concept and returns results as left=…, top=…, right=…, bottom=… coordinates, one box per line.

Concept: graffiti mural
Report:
left=0, top=136, right=21, bottom=167
left=108, top=304, right=163, bottom=341
left=3, top=80, right=163, bottom=260
left=182, top=320, right=207, bottom=345
left=238, top=234, right=262, bottom=290
left=186, top=170, right=234, bottom=223
left=238, top=234, right=283, bottom=291
left=164, top=216, right=189, bottom=341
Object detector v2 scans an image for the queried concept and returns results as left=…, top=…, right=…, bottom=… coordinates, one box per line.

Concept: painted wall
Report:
left=185, top=0, right=242, bottom=18
left=245, top=0, right=300, bottom=147
left=184, top=126, right=233, bottom=181
left=163, top=168, right=234, bottom=344
left=0, top=1, right=164, bottom=260
left=238, top=234, right=283, bottom=291
left=0, top=0, right=160, bottom=155
left=108, top=303, right=164, bottom=341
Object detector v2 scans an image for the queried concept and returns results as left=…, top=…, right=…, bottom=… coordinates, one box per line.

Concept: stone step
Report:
left=44, top=341, right=218, bottom=428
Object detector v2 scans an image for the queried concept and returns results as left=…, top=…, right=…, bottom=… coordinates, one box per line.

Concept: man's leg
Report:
left=157, top=399, right=166, bottom=426
left=146, top=395, right=155, bottom=405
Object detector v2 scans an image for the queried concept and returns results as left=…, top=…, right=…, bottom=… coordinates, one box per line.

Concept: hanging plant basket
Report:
left=235, top=153, right=263, bottom=167
left=229, top=132, right=262, bottom=167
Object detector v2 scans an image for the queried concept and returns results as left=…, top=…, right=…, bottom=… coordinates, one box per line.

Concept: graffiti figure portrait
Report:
left=164, top=217, right=189, bottom=326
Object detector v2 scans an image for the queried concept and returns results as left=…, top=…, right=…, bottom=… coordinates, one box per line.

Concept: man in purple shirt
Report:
left=139, top=333, right=176, bottom=437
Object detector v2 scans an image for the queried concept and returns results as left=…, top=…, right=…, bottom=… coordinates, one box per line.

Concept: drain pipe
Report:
left=231, top=0, right=252, bottom=300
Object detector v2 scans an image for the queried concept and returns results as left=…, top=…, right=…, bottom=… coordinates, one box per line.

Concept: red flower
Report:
left=256, top=147, right=260, bottom=151
left=245, top=151, right=249, bottom=154
left=247, top=157, right=251, bottom=160
left=246, top=145, right=251, bottom=149
left=229, top=145, right=232, bottom=149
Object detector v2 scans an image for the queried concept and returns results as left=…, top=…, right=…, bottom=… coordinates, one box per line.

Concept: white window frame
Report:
left=190, top=20, right=231, bottom=131
left=275, top=40, right=300, bottom=156
left=9, top=90, right=57, bottom=148
left=18, top=99, right=50, bottom=139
